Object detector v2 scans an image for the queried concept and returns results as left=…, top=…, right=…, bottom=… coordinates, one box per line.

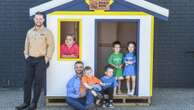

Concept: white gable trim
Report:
left=29, top=0, right=169, bottom=19
left=125, top=0, right=169, bottom=18
left=29, top=0, right=74, bottom=16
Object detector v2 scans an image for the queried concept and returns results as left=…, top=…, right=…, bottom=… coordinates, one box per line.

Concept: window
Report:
left=58, top=19, right=82, bottom=61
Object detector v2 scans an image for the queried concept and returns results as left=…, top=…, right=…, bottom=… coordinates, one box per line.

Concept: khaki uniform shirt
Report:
left=24, top=26, right=54, bottom=61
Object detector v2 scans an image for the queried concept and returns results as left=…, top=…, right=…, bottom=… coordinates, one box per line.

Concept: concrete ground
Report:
left=0, top=88, right=193, bottom=110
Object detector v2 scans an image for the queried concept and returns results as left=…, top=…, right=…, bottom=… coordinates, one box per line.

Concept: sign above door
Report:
left=85, top=0, right=114, bottom=10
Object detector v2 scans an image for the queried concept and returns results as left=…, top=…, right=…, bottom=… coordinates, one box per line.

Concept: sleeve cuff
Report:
left=25, top=55, right=29, bottom=59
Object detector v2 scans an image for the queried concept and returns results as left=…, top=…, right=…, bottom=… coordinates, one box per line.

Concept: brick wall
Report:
left=148, top=0, right=194, bottom=87
left=0, top=0, right=50, bottom=87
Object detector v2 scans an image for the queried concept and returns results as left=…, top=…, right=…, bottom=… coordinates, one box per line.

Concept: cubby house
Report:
left=30, top=0, right=169, bottom=105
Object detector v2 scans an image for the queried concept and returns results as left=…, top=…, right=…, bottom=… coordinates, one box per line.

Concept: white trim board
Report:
left=29, top=0, right=169, bottom=19
left=125, top=0, right=169, bottom=18
left=30, top=0, right=74, bottom=16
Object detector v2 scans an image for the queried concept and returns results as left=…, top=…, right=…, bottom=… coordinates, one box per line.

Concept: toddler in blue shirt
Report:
left=100, top=65, right=117, bottom=108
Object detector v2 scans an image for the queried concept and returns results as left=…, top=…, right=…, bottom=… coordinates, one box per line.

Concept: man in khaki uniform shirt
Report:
left=16, top=12, right=54, bottom=110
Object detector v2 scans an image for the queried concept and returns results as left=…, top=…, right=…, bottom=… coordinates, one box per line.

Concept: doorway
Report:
left=96, top=20, right=139, bottom=75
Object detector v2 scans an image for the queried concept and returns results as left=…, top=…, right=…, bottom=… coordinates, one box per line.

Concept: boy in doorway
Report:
left=107, top=41, right=124, bottom=95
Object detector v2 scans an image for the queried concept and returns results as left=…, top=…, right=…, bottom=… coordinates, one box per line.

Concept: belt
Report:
left=29, top=56, right=45, bottom=59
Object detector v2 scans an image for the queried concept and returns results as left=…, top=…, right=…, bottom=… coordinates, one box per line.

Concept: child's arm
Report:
left=108, top=54, right=117, bottom=68
left=119, top=64, right=124, bottom=68
left=83, top=82, right=98, bottom=97
left=126, top=61, right=133, bottom=64
left=94, top=77, right=106, bottom=86
left=73, top=43, right=79, bottom=58
left=127, top=56, right=136, bottom=64
left=83, top=83, right=93, bottom=89
left=62, top=55, right=77, bottom=58
left=124, top=58, right=130, bottom=65
left=100, top=82, right=106, bottom=86
left=119, top=54, right=124, bottom=68
left=60, top=45, right=65, bottom=58
left=94, top=76, right=103, bottom=84
left=82, top=76, right=93, bottom=89
left=125, top=56, right=136, bottom=65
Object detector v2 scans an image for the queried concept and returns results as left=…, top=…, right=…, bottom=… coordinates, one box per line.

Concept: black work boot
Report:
left=26, top=103, right=37, bottom=110
left=15, top=103, right=29, bottom=110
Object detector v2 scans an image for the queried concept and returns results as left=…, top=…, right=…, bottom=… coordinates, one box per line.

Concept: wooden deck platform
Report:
left=46, top=94, right=151, bottom=106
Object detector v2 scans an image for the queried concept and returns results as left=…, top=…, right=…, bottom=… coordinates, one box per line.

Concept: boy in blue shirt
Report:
left=100, top=65, right=117, bottom=108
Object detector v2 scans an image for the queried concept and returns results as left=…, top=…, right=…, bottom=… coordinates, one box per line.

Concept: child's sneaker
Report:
left=95, top=93, right=103, bottom=106
left=107, top=100, right=114, bottom=108
left=117, top=90, right=122, bottom=95
left=102, top=103, right=106, bottom=108
left=131, top=90, right=135, bottom=96
left=102, top=101, right=107, bottom=108
left=96, top=93, right=103, bottom=99
left=127, top=91, right=132, bottom=96
left=96, top=99, right=101, bottom=106
left=127, top=90, right=130, bottom=96
left=107, top=102, right=114, bottom=108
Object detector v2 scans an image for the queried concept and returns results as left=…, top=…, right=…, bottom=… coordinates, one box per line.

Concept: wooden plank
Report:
left=45, top=96, right=151, bottom=106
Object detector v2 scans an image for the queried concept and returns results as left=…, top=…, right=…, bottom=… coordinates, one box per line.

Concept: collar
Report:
left=65, top=42, right=76, bottom=48
left=128, top=52, right=134, bottom=54
left=33, top=25, right=45, bottom=31
left=75, top=74, right=82, bottom=79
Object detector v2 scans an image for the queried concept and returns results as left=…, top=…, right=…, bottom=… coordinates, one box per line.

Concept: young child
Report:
left=82, top=66, right=104, bottom=103
left=100, top=65, right=117, bottom=108
left=60, top=34, right=79, bottom=58
left=108, top=41, right=123, bottom=94
left=123, top=41, right=136, bottom=96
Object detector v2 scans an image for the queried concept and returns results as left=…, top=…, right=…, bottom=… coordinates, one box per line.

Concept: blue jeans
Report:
left=85, top=84, right=102, bottom=105
left=66, top=97, right=86, bottom=110
left=92, top=84, right=102, bottom=91
left=66, top=91, right=95, bottom=110
left=86, top=90, right=95, bottom=105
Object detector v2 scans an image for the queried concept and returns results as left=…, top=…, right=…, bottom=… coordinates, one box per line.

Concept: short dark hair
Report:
left=84, top=66, right=92, bottom=72
left=112, top=41, right=121, bottom=47
left=65, top=33, right=76, bottom=41
left=74, top=61, right=84, bottom=67
left=104, top=65, right=114, bottom=72
left=127, top=41, right=136, bottom=47
left=34, top=11, right=45, bottom=18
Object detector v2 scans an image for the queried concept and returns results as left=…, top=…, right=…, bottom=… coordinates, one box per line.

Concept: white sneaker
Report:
left=107, top=102, right=114, bottom=108
left=127, top=90, right=132, bottom=96
left=131, top=90, right=135, bottom=96
left=127, top=92, right=131, bottom=96
left=96, top=99, right=101, bottom=105
left=102, top=101, right=106, bottom=108
left=102, top=103, right=106, bottom=108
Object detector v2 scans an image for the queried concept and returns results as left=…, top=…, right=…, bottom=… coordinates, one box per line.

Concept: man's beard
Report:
left=76, top=71, right=82, bottom=74
left=35, top=23, right=43, bottom=27
left=76, top=71, right=83, bottom=75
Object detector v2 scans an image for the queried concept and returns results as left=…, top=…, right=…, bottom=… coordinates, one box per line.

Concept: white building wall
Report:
left=46, top=14, right=152, bottom=97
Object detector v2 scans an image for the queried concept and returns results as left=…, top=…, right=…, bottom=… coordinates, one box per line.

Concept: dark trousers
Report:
left=23, top=56, right=46, bottom=105
left=101, top=87, right=114, bottom=101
